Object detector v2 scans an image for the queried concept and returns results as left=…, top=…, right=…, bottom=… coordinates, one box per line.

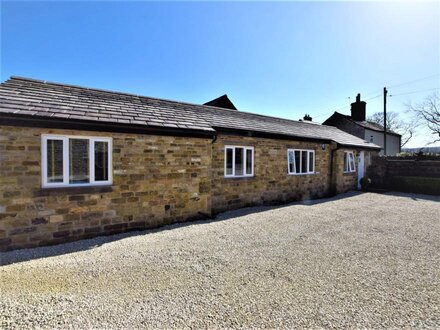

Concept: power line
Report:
left=363, top=89, right=383, bottom=98
left=365, top=93, right=382, bottom=101
left=314, top=92, right=382, bottom=119
left=313, top=110, right=336, bottom=119
left=388, top=74, right=440, bottom=89
left=314, top=103, right=349, bottom=119
left=389, top=87, right=439, bottom=97
left=313, top=75, right=439, bottom=119
left=313, top=99, right=351, bottom=119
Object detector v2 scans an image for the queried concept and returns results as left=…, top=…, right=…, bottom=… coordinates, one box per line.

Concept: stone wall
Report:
left=0, top=126, right=367, bottom=251
left=211, top=134, right=335, bottom=214
left=332, top=149, right=358, bottom=193
left=0, top=126, right=212, bottom=251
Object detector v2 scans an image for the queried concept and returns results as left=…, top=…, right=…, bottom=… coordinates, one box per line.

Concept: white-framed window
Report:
left=343, top=151, right=356, bottom=173
left=41, top=134, right=112, bottom=188
left=287, top=149, right=315, bottom=175
left=224, top=146, right=254, bottom=178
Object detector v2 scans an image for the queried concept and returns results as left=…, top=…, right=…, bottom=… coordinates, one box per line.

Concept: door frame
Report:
left=357, top=151, right=364, bottom=189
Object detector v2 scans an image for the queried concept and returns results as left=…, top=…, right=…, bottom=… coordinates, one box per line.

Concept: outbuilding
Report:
left=0, top=77, right=380, bottom=250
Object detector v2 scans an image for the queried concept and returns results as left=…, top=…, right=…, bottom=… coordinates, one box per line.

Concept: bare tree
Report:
left=407, top=92, right=440, bottom=144
left=367, top=111, right=415, bottom=147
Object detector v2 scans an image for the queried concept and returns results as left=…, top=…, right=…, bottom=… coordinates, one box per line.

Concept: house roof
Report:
left=0, top=77, right=381, bottom=149
left=204, top=94, right=237, bottom=110
left=323, top=112, right=401, bottom=137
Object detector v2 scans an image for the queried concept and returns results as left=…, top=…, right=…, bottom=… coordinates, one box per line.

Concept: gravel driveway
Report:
left=1, top=191, right=439, bottom=329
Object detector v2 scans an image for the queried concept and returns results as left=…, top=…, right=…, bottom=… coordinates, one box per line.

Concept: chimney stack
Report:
left=350, top=93, right=366, bottom=121
left=303, top=114, right=312, bottom=121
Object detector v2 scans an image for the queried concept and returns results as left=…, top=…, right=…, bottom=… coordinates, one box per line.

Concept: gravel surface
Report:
left=1, top=191, right=439, bottom=329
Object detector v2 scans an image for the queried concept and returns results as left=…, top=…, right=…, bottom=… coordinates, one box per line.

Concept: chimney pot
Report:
left=303, top=114, right=313, bottom=121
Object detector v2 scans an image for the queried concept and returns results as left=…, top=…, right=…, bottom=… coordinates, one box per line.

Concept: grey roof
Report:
left=357, top=120, right=400, bottom=136
left=325, top=112, right=401, bottom=136
left=0, top=77, right=380, bottom=149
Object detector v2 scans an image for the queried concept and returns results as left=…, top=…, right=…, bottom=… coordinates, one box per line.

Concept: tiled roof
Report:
left=0, top=77, right=380, bottom=149
left=356, top=120, right=400, bottom=135
left=0, top=77, right=214, bottom=133
left=326, top=112, right=401, bottom=136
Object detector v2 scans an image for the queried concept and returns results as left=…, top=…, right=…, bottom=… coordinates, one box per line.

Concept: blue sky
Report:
left=1, top=1, right=439, bottom=147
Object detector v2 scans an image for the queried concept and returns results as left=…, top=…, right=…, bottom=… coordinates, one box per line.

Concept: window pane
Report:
left=69, top=139, right=89, bottom=184
left=288, top=151, right=294, bottom=173
left=349, top=153, right=355, bottom=172
left=95, top=141, right=109, bottom=181
left=295, top=151, right=301, bottom=173
left=309, top=152, right=314, bottom=172
left=344, top=152, right=348, bottom=172
left=226, top=148, right=233, bottom=175
left=301, top=151, right=307, bottom=173
left=246, top=149, right=252, bottom=175
left=47, top=139, right=63, bottom=183
left=235, top=147, right=244, bottom=176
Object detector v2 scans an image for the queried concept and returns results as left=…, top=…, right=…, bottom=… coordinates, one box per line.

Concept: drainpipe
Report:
left=208, top=131, right=217, bottom=218
left=211, top=131, right=218, bottom=144
left=329, top=142, right=341, bottom=196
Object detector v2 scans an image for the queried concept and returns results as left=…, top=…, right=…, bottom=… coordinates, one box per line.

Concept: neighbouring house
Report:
left=0, top=77, right=380, bottom=251
left=204, top=94, right=238, bottom=110
left=323, top=94, right=401, bottom=156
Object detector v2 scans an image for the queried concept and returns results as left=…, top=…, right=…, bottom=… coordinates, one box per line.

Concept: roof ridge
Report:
left=232, top=111, right=322, bottom=126
left=331, top=109, right=399, bottom=135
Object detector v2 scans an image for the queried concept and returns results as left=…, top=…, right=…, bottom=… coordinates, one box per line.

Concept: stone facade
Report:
left=0, top=126, right=212, bottom=251
left=211, top=135, right=332, bottom=214
left=0, top=125, right=372, bottom=251
left=332, top=149, right=358, bottom=193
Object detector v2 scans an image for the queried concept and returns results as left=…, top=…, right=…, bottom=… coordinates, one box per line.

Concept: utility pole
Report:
left=383, top=87, right=387, bottom=156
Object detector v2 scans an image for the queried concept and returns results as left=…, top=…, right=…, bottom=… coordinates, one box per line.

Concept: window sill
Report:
left=34, top=185, right=113, bottom=197
left=224, top=175, right=254, bottom=179
left=42, top=181, right=112, bottom=188
left=288, top=172, right=316, bottom=176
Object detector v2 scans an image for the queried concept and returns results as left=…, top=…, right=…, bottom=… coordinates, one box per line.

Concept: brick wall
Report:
left=0, top=126, right=212, bottom=250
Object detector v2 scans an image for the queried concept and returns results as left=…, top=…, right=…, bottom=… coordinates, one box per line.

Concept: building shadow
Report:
left=1, top=190, right=437, bottom=266
left=377, top=190, right=440, bottom=202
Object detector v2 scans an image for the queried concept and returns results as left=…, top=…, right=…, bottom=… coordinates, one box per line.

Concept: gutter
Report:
left=338, top=143, right=381, bottom=151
